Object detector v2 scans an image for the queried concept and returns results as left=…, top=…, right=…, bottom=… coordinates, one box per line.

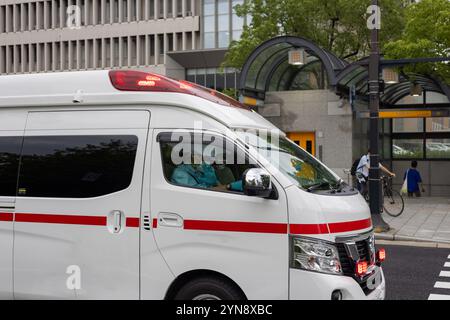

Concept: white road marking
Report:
left=428, top=294, right=450, bottom=300
left=434, top=281, right=450, bottom=289
left=448, top=254, right=450, bottom=259
left=440, top=271, right=450, bottom=277
left=444, top=262, right=450, bottom=267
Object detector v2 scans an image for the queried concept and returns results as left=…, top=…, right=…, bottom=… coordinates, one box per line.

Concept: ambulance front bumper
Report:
left=289, top=267, right=386, bottom=300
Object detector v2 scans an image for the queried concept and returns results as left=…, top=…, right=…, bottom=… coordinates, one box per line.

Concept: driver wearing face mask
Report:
left=171, top=152, right=242, bottom=191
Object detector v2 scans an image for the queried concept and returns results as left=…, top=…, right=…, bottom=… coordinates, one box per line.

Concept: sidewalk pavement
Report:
left=376, top=197, right=450, bottom=243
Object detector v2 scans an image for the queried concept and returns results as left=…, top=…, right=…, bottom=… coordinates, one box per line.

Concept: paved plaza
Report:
left=377, top=197, right=450, bottom=243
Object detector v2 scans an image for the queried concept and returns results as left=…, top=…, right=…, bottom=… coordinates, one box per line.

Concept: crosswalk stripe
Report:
left=434, top=281, right=450, bottom=289
left=445, top=262, right=450, bottom=267
left=440, top=271, right=450, bottom=277
left=429, top=294, right=450, bottom=300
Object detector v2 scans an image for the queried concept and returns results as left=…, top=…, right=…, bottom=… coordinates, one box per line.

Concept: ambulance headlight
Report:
left=291, top=237, right=342, bottom=275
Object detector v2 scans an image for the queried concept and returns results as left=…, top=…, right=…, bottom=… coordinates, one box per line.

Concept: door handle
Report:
left=107, top=210, right=124, bottom=234
left=158, top=213, right=183, bottom=228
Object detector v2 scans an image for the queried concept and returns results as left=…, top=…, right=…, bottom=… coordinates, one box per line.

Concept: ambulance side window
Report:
left=17, top=135, right=138, bottom=198
left=0, top=136, right=22, bottom=197
left=159, top=132, right=255, bottom=193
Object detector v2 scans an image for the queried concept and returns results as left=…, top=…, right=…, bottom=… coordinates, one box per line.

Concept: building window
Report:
left=203, top=0, right=216, bottom=48
left=202, top=0, right=249, bottom=49
left=391, top=117, right=450, bottom=160
left=232, top=0, right=244, bottom=41
left=393, top=118, right=423, bottom=133
left=186, top=67, right=240, bottom=93
left=426, top=139, right=450, bottom=159
left=426, top=117, right=450, bottom=132
left=392, top=139, right=424, bottom=159
left=217, top=0, right=230, bottom=48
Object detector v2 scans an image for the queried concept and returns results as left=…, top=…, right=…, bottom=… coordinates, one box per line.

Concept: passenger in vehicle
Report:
left=171, top=153, right=243, bottom=192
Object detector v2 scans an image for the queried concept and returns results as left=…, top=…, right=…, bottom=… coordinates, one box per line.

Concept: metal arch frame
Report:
left=340, top=68, right=367, bottom=88
left=238, top=35, right=449, bottom=106
left=253, top=46, right=292, bottom=91
left=335, top=58, right=369, bottom=84
left=381, top=73, right=446, bottom=105
left=275, top=59, right=322, bottom=91
left=386, top=87, right=441, bottom=105
left=264, top=53, right=324, bottom=93
left=239, top=35, right=347, bottom=94
left=282, top=59, right=323, bottom=91
left=336, top=60, right=450, bottom=106
left=264, top=55, right=291, bottom=92
left=276, top=63, right=299, bottom=91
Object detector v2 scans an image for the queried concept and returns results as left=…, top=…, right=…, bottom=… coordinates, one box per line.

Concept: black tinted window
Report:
left=18, top=135, right=138, bottom=198
left=0, top=136, right=22, bottom=197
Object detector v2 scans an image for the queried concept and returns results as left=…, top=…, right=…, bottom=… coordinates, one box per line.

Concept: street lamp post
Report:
left=368, top=0, right=390, bottom=231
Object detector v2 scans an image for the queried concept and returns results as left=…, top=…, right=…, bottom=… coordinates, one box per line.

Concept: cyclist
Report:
left=356, top=149, right=396, bottom=197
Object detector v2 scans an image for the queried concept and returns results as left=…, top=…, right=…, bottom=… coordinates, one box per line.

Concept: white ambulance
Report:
left=0, top=70, right=385, bottom=300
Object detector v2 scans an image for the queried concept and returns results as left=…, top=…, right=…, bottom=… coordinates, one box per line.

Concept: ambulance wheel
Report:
left=174, top=276, right=245, bottom=300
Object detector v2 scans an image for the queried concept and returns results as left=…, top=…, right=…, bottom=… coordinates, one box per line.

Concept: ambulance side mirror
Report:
left=242, top=168, right=273, bottom=198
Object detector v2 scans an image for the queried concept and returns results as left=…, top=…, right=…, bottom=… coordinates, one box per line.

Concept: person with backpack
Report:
left=353, top=149, right=395, bottom=197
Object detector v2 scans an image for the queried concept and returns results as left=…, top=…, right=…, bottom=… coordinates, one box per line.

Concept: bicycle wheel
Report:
left=383, top=189, right=405, bottom=217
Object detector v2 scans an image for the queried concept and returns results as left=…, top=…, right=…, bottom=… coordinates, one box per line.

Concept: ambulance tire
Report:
left=174, top=276, right=245, bottom=300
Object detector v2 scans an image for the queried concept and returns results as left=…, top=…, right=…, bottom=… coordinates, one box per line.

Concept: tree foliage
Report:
left=383, top=0, right=450, bottom=83
left=223, top=0, right=406, bottom=69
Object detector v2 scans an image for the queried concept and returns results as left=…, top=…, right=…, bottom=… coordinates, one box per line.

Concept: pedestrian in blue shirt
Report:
left=403, top=160, right=425, bottom=197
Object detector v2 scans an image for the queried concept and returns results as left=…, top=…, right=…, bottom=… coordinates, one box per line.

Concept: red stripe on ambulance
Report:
left=4, top=213, right=371, bottom=234
left=184, top=220, right=287, bottom=234
left=0, top=212, right=14, bottom=222
left=15, top=213, right=107, bottom=226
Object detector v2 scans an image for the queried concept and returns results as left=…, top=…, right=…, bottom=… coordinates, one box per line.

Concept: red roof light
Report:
left=109, top=70, right=248, bottom=109
left=109, top=70, right=183, bottom=93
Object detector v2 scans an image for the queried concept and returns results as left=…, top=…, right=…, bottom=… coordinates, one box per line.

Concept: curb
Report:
left=375, top=232, right=450, bottom=245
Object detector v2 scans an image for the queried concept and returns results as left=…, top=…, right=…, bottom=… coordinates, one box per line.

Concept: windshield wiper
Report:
left=306, top=181, right=332, bottom=192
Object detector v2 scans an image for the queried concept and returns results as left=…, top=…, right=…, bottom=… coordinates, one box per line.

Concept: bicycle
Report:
left=381, top=176, right=405, bottom=217
left=358, top=175, right=405, bottom=217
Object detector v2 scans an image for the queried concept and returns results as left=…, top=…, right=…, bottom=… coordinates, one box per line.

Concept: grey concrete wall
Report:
left=391, top=161, right=450, bottom=197
left=258, top=89, right=353, bottom=180
left=0, top=0, right=202, bottom=75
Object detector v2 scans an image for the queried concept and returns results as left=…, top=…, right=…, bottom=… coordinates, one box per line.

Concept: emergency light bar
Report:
left=109, top=70, right=248, bottom=109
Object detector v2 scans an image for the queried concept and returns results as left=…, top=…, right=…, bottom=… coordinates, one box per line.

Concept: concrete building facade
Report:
left=0, top=0, right=245, bottom=88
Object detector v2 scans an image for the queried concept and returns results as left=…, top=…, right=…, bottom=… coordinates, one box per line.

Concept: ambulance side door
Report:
left=13, top=109, right=149, bottom=299
left=0, top=110, right=26, bottom=299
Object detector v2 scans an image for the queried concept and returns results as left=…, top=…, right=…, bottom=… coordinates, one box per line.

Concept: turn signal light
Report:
left=377, top=248, right=386, bottom=262
left=355, top=260, right=368, bottom=276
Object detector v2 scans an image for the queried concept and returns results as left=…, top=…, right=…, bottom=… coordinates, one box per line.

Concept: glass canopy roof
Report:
left=239, top=36, right=450, bottom=106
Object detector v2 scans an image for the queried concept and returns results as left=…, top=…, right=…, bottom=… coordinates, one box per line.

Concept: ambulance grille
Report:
left=336, top=237, right=376, bottom=296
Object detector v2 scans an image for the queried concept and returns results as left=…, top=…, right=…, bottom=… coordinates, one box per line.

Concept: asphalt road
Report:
left=381, top=244, right=450, bottom=300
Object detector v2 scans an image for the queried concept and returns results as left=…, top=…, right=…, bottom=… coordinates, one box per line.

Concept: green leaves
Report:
left=223, top=0, right=405, bottom=69
left=383, top=0, right=450, bottom=83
